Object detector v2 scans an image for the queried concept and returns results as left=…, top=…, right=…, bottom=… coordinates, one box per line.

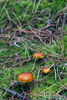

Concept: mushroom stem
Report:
left=49, top=64, right=54, bottom=69
left=0, top=87, right=29, bottom=100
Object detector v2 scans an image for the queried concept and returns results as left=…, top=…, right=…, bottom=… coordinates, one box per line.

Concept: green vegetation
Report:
left=0, top=0, right=67, bottom=100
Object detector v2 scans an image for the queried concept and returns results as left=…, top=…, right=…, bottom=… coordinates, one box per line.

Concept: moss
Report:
left=0, top=0, right=67, bottom=100
left=50, top=0, right=67, bottom=14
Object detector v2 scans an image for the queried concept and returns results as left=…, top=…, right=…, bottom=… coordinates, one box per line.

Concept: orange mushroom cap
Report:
left=33, top=52, right=44, bottom=59
left=17, top=72, right=34, bottom=83
left=42, top=67, right=51, bottom=74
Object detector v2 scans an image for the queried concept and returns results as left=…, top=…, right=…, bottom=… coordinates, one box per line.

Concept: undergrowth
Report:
left=0, top=0, right=67, bottom=100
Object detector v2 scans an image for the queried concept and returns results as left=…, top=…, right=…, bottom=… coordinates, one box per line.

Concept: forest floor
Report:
left=0, top=0, right=67, bottom=100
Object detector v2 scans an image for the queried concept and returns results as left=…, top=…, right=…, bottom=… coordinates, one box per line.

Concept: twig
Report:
left=53, top=65, right=57, bottom=80
left=50, top=6, right=67, bottom=23
left=0, top=87, right=29, bottom=100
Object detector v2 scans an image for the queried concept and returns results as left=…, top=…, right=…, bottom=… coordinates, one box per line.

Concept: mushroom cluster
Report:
left=16, top=52, right=51, bottom=98
left=17, top=53, right=51, bottom=83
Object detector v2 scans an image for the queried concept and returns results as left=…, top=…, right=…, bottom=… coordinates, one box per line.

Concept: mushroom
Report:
left=17, top=72, right=34, bottom=83
left=17, top=72, right=34, bottom=93
left=42, top=67, right=51, bottom=74
left=33, top=52, right=44, bottom=59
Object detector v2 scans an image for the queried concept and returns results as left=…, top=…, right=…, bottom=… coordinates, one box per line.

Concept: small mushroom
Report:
left=33, top=52, right=44, bottom=59
left=42, top=67, right=51, bottom=74
left=17, top=72, right=34, bottom=83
